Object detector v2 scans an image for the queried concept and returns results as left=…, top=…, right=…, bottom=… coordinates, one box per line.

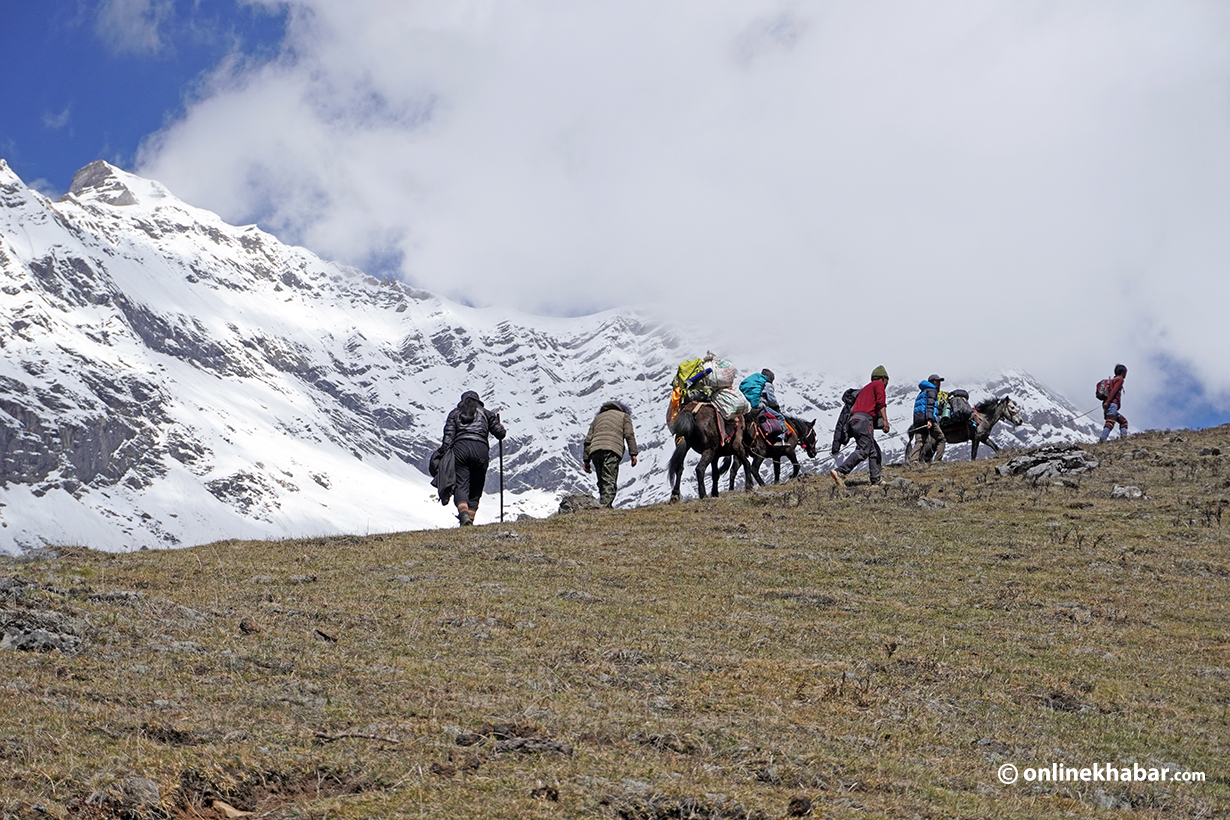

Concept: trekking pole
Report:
left=1071, top=406, right=1101, bottom=421
left=499, top=438, right=505, bottom=523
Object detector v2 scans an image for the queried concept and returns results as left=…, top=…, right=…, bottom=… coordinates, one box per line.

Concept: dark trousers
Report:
left=591, top=450, right=621, bottom=507
left=836, top=413, right=882, bottom=483
left=453, top=439, right=490, bottom=508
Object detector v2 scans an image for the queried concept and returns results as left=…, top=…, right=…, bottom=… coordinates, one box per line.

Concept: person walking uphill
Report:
left=1099, top=364, right=1129, bottom=442
left=831, top=366, right=891, bottom=487
left=906, top=374, right=946, bottom=466
left=441, top=391, right=506, bottom=526
left=583, top=400, right=638, bottom=508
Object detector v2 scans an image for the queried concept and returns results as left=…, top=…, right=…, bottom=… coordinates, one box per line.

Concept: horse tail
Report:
left=667, top=407, right=696, bottom=488
left=669, top=406, right=697, bottom=441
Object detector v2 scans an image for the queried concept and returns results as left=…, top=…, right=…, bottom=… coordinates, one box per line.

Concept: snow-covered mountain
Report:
left=0, top=160, right=1100, bottom=553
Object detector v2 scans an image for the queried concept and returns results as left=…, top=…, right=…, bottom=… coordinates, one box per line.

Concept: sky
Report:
left=3, top=0, right=1230, bottom=430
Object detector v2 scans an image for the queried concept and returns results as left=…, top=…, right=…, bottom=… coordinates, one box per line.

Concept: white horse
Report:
left=936, top=395, right=1024, bottom=460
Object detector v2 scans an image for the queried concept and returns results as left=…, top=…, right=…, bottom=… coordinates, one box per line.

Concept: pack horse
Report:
left=938, top=395, right=1023, bottom=460
left=668, top=402, right=761, bottom=501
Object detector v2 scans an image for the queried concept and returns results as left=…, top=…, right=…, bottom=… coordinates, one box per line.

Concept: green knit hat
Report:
left=871, top=365, right=889, bottom=380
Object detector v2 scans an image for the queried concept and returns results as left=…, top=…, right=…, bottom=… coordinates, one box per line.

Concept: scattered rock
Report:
left=1040, top=690, right=1090, bottom=713
left=917, top=497, right=947, bottom=510
left=454, top=721, right=543, bottom=748
left=1090, top=789, right=1133, bottom=810
left=0, top=628, right=81, bottom=653
left=155, top=641, right=203, bottom=654
left=13, top=549, right=59, bottom=564
left=557, top=494, right=601, bottom=514
left=119, top=776, right=160, bottom=813
left=494, top=737, right=573, bottom=756
left=557, top=590, right=597, bottom=603
left=1111, top=485, right=1144, bottom=499
left=86, top=590, right=142, bottom=604
left=1199, top=447, right=1221, bottom=456
left=429, top=762, right=456, bottom=778
left=211, top=799, right=255, bottom=818
left=0, top=576, right=31, bottom=602
left=996, top=445, right=1098, bottom=478
left=614, top=794, right=770, bottom=820
left=973, top=737, right=1011, bottom=760
left=238, top=617, right=261, bottom=634
left=0, top=609, right=87, bottom=654
left=531, top=785, right=560, bottom=801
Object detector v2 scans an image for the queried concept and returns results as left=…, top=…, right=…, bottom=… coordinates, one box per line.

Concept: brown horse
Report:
left=936, top=395, right=1023, bottom=460
left=668, top=402, right=761, bottom=501
left=725, top=413, right=818, bottom=488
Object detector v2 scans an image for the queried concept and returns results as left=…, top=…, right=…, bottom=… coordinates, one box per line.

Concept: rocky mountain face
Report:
left=0, top=160, right=1099, bottom=553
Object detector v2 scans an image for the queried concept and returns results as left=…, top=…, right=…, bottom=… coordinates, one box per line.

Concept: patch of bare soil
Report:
left=167, top=767, right=373, bottom=820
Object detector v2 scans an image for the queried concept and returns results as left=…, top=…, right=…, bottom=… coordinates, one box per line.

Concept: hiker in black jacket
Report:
left=441, top=391, right=507, bottom=526
left=830, top=387, right=859, bottom=458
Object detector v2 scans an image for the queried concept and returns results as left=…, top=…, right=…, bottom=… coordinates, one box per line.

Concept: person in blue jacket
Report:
left=906, top=374, right=946, bottom=465
left=739, top=369, right=786, bottom=442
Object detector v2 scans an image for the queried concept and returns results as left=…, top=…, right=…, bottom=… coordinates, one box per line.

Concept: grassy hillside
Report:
left=1, top=427, right=1228, bottom=819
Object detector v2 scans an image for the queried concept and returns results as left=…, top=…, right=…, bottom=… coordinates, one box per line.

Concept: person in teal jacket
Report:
left=739, top=369, right=785, bottom=442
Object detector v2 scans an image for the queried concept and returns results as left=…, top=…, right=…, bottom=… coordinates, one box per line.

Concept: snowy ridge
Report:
left=0, top=160, right=1099, bottom=553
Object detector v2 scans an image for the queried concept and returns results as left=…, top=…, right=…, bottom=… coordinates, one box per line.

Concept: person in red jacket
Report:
left=1100, top=364, right=1128, bottom=442
left=831, top=365, right=891, bottom=486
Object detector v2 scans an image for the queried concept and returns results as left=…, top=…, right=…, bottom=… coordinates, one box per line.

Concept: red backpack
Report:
left=1095, top=378, right=1113, bottom=401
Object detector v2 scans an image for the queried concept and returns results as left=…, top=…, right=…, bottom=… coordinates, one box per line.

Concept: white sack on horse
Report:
left=711, top=386, right=751, bottom=420
left=700, top=354, right=737, bottom=390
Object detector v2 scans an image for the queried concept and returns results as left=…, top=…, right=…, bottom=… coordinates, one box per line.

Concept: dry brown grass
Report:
left=1, top=426, right=1228, bottom=819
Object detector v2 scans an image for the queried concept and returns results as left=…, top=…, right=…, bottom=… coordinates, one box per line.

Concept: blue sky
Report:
left=0, top=0, right=285, bottom=194
left=2, top=1, right=1229, bottom=430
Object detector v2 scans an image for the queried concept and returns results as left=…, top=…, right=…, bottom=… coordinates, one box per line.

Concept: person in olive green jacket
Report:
left=582, top=400, right=639, bottom=508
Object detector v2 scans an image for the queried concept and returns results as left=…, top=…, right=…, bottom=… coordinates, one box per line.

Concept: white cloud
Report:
left=41, top=107, right=71, bottom=130
left=137, top=0, right=1230, bottom=427
left=95, top=0, right=175, bottom=55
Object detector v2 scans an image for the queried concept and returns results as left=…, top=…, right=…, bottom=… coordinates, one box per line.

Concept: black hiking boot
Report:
left=458, top=510, right=473, bottom=526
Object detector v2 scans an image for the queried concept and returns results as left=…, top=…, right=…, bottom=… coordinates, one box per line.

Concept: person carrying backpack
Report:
left=1098, top=364, right=1129, bottom=442
left=830, top=387, right=859, bottom=457
left=441, top=391, right=507, bottom=526
left=583, top=400, right=639, bottom=508
left=831, top=366, right=891, bottom=487
left=906, top=374, right=946, bottom=466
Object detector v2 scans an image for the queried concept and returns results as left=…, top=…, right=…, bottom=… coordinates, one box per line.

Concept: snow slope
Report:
left=0, top=160, right=1100, bottom=553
